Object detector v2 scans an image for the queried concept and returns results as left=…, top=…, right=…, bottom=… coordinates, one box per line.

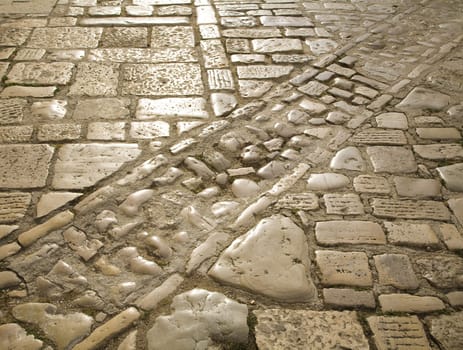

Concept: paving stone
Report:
left=374, top=254, right=419, bottom=289
left=298, top=80, right=329, bottom=96
left=379, top=294, right=445, bottom=313
left=199, top=24, right=220, bottom=39
left=330, top=146, right=366, bottom=171
left=73, top=98, right=130, bottom=120
left=416, top=255, right=463, bottom=289
left=449, top=197, right=463, bottom=227
left=0, top=192, right=31, bottom=223
left=384, top=221, right=440, bottom=248
left=210, top=215, right=316, bottom=302
left=207, top=69, right=234, bottom=90
left=80, top=17, right=189, bottom=26
left=0, top=125, right=33, bottom=143
left=88, top=48, right=197, bottom=63
left=136, top=97, right=207, bottom=119
left=31, top=100, right=67, bottom=120
left=396, top=87, right=450, bottom=111
left=157, top=5, right=192, bottom=16
left=393, top=176, right=441, bottom=198
left=254, top=309, right=369, bottom=349
left=13, top=48, right=46, bottom=61
left=0, top=28, right=31, bottom=46
left=447, top=291, right=463, bottom=306
left=201, top=40, right=228, bottom=68
left=436, top=163, right=463, bottom=192
left=426, top=312, right=463, bottom=350
left=353, top=175, right=390, bottom=194
left=351, top=129, right=407, bottom=145
left=316, top=220, right=386, bottom=245
left=126, top=5, right=153, bottom=16
left=69, top=62, right=119, bottom=96
left=238, top=79, right=273, bottom=98
left=306, top=39, right=338, bottom=55
left=316, top=250, right=372, bottom=287
left=299, top=98, right=327, bottom=114
left=275, top=193, right=319, bottom=211
left=147, top=289, right=248, bottom=350
left=100, top=27, right=147, bottom=47
left=375, top=112, right=408, bottom=129
left=196, top=5, right=217, bottom=24
left=47, top=49, right=85, bottom=60
left=225, top=38, right=250, bottom=53
left=323, top=288, right=375, bottom=308
left=130, top=121, right=169, bottom=139
left=416, top=127, right=461, bottom=140
left=368, top=316, right=431, bottom=350
left=260, top=15, right=313, bottom=27
left=37, top=192, right=82, bottom=218
left=0, top=323, right=43, bottom=349
left=0, top=144, right=53, bottom=189
left=87, top=122, right=126, bottom=140
left=272, top=54, right=312, bottom=63
left=122, top=63, right=203, bottom=95
left=211, top=93, right=237, bottom=117
left=252, top=38, right=302, bottom=52
left=414, top=144, right=463, bottom=160
left=237, top=65, right=293, bottom=79
left=233, top=53, right=267, bottom=64
left=221, top=16, right=257, bottom=27
left=0, top=47, right=15, bottom=60
left=37, top=123, right=82, bottom=141
left=371, top=198, right=450, bottom=220
left=89, top=6, right=121, bottom=16
left=27, top=27, right=102, bottom=48
left=151, top=26, right=194, bottom=48
left=439, top=223, right=463, bottom=251
left=1, top=86, right=57, bottom=98
left=52, top=143, right=140, bottom=189
left=307, top=173, right=349, bottom=191
left=367, top=146, right=417, bottom=173
left=222, top=28, right=281, bottom=38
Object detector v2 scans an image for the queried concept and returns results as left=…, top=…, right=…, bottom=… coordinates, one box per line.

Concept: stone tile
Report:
left=210, top=215, right=316, bottom=302
left=254, top=310, right=369, bottom=349
left=80, top=17, right=189, bottom=26
left=330, top=146, right=366, bottom=171
left=199, top=24, right=220, bottom=39
left=37, top=192, right=82, bottom=218
left=449, top=197, right=463, bottom=226
left=447, top=292, right=463, bottom=307
left=367, top=146, right=417, bottom=173
left=416, top=127, right=461, bottom=140
left=100, top=27, right=148, bottom=47
left=323, top=288, right=375, bottom=308
left=221, top=16, right=257, bottom=28
left=27, top=27, right=102, bottom=48
left=52, top=143, right=140, bottom=189
left=0, top=47, right=15, bottom=60
left=379, top=294, right=445, bottom=313
left=0, top=28, right=31, bottom=46
left=30, top=101, right=67, bottom=121
left=130, top=121, right=170, bottom=139
left=414, top=144, right=463, bottom=160
left=298, top=80, right=329, bottom=96
left=37, top=124, right=81, bottom=141
left=225, top=38, right=250, bottom=53
left=207, top=69, right=234, bottom=90
left=316, top=250, right=372, bottom=287
left=252, top=38, right=302, bottom=52
left=13, top=48, right=46, bottom=61
left=0, top=126, right=33, bottom=143
left=147, top=289, right=248, bottom=350
left=275, top=193, right=319, bottom=211
left=437, top=163, right=463, bottom=192
left=7, top=62, right=74, bottom=85
left=126, top=5, right=153, bottom=16
left=201, top=40, right=228, bottom=68
left=316, top=220, right=386, bottom=245
left=88, top=48, right=197, bottom=63
left=307, top=173, right=349, bottom=191
left=89, top=6, right=121, bottom=16
left=415, top=255, right=463, bottom=289
left=69, top=63, right=119, bottom=96
left=384, top=222, right=439, bottom=248
left=260, top=15, right=313, bottom=27
left=157, top=5, right=192, bottom=16
left=239, top=79, right=273, bottom=98
left=439, top=223, right=463, bottom=251
left=211, top=92, right=237, bottom=117
left=306, top=39, right=338, bottom=55
left=222, top=28, right=281, bottom=38
left=426, top=312, right=463, bottom=350
left=393, top=176, right=441, bottom=198
left=0, top=144, right=53, bottom=189
left=323, top=193, right=364, bottom=215
left=374, top=254, right=419, bottom=289
left=73, top=98, right=130, bottom=120
left=1, top=86, right=57, bottom=98
left=136, top=97, right=208, bottom=119
left=351, top=129, right=407, bottom=145
left=87, top=122, right=125, bottom=140
left=122, top=63, right=203, bottom=95
left=237, top=65, right=293, bottom=79
left=151, top=26, right=194, bottom=48
left=0, top=192, right=31, bottom=223
left=196, top=5, right=217, bottom=24
left=353, top=175, right=390, bottom=194
left=396, top=87, right=450, bottom=111
left=368, top=316, right=431, bottom=350
left=371, top=198, right=450, bottom=221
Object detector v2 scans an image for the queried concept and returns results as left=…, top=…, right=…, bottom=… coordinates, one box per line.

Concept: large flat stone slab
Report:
left=255, top=309, right=369, bottom=349
left=209, top=215, right=316, bottom=302
left=52, top=143, right=141, bottom=189
left=0, top=0, right=57, bottom=14
left=0, top=144, right=53, bottom=189
left=27, top=27, right=102, bottom=49
left=88, top=48, right=197, bottom=63
left=396, top=87, right=450, bottom=111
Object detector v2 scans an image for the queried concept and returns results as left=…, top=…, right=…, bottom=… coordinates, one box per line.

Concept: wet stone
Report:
left=0, top=192, right=31, bottom=223
left=237, top=65, right=293, bottom=79
left=52, top=143, right=140, bottom=189
left=254, top=309, right=369, bottom=349
left=27, top=27, right=102, bottom=49
left=379, top=294, right=445, bottom=313
left=69, top=63, right=119, bottom=96
left=393, top=176, right=441, bottom=198
left=368, top=316, right=431, bottom=350
left=371, top=198, right=450, bottom=221
left=323, top=288, right=375, bottom=309
left=307, top=173, right=349, bottom=191
left=316, top=221, right=386, bottom=245
left=0, top=144, right=53, bottom=189
left=276, top=193, right=319, bottom=211
left=351, top=129, right=407, bottom=145
left=101, top=27, right=148, bottom=47
left=122, top=63, right=203, bottom=95
left=74, top=98, right=129, bottom=120
left=147, top=289, right=248, bottom=350
left=353, top=175, right=390, bottom=194
left=151, top=26, right=194, bottom=48
left=316, top=250, right=372, bottom=287
left=210, top=215, right=316, bottom=302
left=413, top=144, right=463, bottom=160
left=396, top=87, right=450, bottom=111
left=374, top=254, right=419, bottom=290
left=367, top=146, right=417, bottom=173
left=330, top=146, right=366, bottom=171
left=426, top=312, right=463, bottom=350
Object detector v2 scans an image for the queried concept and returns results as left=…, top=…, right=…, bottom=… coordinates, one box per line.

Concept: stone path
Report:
left=1, top=0, right=463, bottom=349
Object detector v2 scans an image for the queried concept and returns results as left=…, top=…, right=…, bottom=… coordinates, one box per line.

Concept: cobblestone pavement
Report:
left=0, top=0, right=463, bottom=349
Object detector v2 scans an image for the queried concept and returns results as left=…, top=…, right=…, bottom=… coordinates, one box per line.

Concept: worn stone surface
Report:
left=210, top=215, right=316, bottom=302
left=316, top=221, right=386, bottom=245
left=374, top=254, right=419, bottom=289
left=255, top=309, right=369, bottom=349
left=367, top=146, right=417, bottom=173
left=69, top=63, right=119, bottom=96
left=426, top=312, right=463, bottom=350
